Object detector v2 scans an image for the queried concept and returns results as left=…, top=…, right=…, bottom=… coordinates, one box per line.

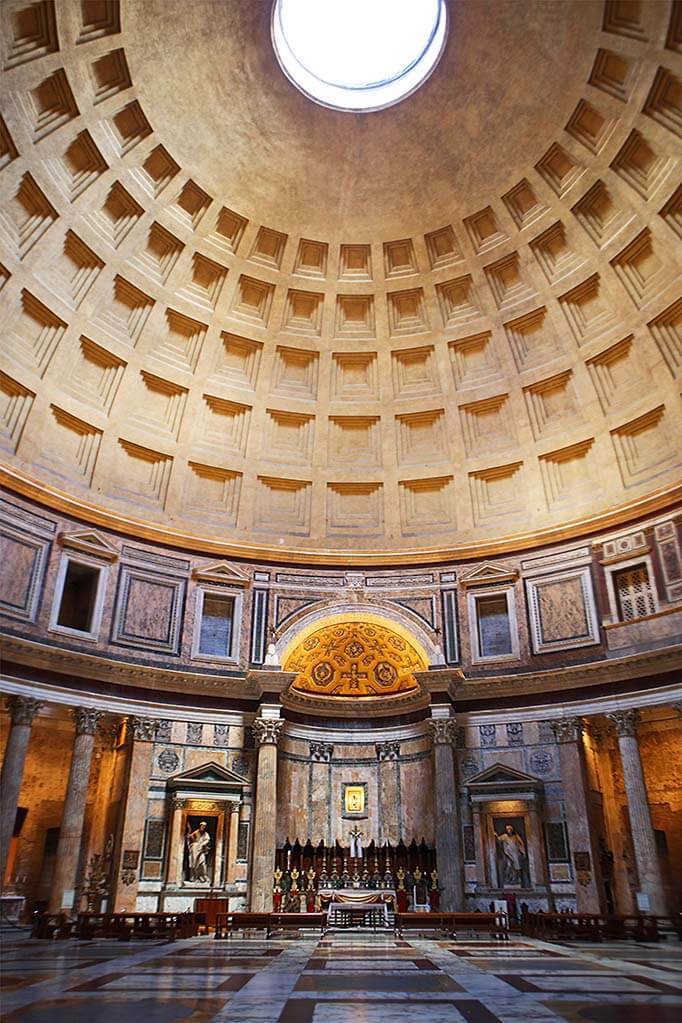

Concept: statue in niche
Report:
left=186, top=820, right=211, bottom=884
left=494, top=819, right=529, bottom=888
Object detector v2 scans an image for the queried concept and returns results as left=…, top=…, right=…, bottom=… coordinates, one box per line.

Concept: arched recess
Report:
left=280, top=609, right=432, bottom=707
left=276, top=599, right=440, bottom=667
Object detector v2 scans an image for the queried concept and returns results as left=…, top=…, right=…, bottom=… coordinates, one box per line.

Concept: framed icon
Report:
left=342, top=782, right=367, bottom=818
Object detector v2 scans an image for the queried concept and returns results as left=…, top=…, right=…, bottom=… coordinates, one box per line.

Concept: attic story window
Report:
left=272, top=0, right=447, bottom=112
left=198, top=593, right=235, bottom=658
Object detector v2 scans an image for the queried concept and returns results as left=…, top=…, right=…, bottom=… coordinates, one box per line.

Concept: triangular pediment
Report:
left=460, top=562, right=518, bottom=588
left=470, top=765, right=539, bottom=785
left=58, top=529, right=118, bottom=561
left=168, top=760, right=248, bottom=788
left=466, top=762, right=541, bottom=788
left=192, top=560, right=250, bottom=586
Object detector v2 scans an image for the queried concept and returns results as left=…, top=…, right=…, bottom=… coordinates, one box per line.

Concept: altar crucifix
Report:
left=349, top=824, right=363, bottom=859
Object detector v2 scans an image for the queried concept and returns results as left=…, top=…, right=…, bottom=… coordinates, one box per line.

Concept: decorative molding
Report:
left=72, top=706, right=102, bottom=736
left=1, top=467, right=679, bottom=567
left=550, top=717, right=584, bottom=743
left=128, top=715, right=157, bottom=743
left=428, top=718, right=456, bottom=746
left=309, top=741, right=333, bottom=762
left=376, top=740, right=401, bottom=761
left=460, top=562, right=519, bottom=588
left=57, top=529, right=118, bottom=561
left=6, top=694, right=43, bottom=726
left=252, top=718, right=284, bottom=747
left=607, top=708, right=640, bottom=737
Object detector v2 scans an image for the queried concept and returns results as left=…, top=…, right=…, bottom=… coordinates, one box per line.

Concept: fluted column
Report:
left=607, top=709, right=667, bottom=915
left=551, top=717, right=602, bottom=912
left=226, top=801, right=241, bottom=885
left=250, top=716, right=283, bottom=911
left=0, top=696, right=43, bottom=884
left=428, top=717, right=463, bottom=910
left=49, top=707, right=102, bottom=911
left=112, top=716, right=157, bottom=911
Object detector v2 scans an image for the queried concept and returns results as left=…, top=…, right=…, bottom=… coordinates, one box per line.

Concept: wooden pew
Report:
left=394, top=911, right=508, bottom=940
left=215, top=911, right=271, bottom=939
left=269, top=912, right=327, bottom=937
left=76, top=912, right=184, bottom=941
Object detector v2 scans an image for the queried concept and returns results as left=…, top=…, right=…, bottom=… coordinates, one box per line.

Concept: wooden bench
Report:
left=214, top=911, right=327, bottom=939
left=394, top=911, right=508, bottom=940
left=523, top=912, right=603, bottom=942
left=76, top=912, right=183, bottom=942
left=215, top=911, right=271, bottom=939
left=522, top=912, right=681, bottom=943
left=269, top=912, right=327, bottom=937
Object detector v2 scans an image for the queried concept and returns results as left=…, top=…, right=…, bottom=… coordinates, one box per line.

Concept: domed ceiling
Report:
left=0, top=0, right=680, bottom=563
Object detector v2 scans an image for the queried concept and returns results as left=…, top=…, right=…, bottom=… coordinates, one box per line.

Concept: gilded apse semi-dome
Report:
left=0, top=0, right=680, bottom=563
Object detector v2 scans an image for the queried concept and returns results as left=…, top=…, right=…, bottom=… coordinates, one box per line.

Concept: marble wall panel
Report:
left=111, top=565, right=186, bottom=654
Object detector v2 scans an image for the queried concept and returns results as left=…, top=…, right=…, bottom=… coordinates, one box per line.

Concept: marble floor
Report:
left=1, top=926, right=680, bottom=1023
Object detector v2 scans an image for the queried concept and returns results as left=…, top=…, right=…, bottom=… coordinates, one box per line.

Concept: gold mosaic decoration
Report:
left=284, top=619, right=425, bottom=698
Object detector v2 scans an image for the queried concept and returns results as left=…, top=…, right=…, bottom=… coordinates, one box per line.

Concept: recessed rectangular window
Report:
left=613, top=563, right=655, bottom=622
left=476, top=594, right=512, bottom=657
left=56, top=560, right=100, bottom=632
left=198, top=593, right=235, bottom=657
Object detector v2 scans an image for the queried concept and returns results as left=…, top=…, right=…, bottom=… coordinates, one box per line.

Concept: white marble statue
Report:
left=186, top=821, right=211, bottom=883
left=495, top=823, right=527, bottom=886
left=264, top=643, right=280, bottom=666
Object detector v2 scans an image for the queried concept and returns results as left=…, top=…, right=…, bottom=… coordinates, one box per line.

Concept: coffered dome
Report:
left=0, top=0, right=680, bottom=563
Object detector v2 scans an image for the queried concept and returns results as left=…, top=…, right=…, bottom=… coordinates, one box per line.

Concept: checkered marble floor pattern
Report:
left=1, top=928, right=680, bottom=1023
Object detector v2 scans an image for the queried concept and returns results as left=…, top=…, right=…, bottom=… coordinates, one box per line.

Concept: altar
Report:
left=318, top=888, right=396, bottom=929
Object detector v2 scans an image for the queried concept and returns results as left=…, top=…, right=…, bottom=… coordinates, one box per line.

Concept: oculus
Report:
left=272, top=0, right=447, bottom=112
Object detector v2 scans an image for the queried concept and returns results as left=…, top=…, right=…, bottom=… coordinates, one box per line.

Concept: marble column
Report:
left=48, top=707, right=102, bottom=912
left=471, top=801, right=487, bottom=888
left=226, top=801, right=240, bottom=885
left=250, top=716, right=283, bottom=911
left=607, top=709, right=667, bottom=915
left=376, top=741, right=401, bottom=845
left=0, top=696, right=43, bottom=884
left=428, top=718, right=464, bottom=910
left=112, top=716, right=157, bottom=911
left=551, top=717, right=602, bottom=913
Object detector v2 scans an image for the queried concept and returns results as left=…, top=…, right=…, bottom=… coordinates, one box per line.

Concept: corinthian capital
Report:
left=128, top=716, right=157, bottom=743
left=607, top=708, right=640, bottom=738
left=428, top=718, right=456, bottom=746
left=550, top=717, right=584, bottom=744
left=309, top=741, right=333, bottom=762
left=252, top=717, right=284, bottom=747
left=376, top=740, right=400, bottom=762
left=73, top=706, right=103, bottom=736
left=6, top=695, right=43, bottom=726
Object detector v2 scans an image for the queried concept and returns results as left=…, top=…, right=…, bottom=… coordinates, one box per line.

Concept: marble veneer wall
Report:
left=1, top=489, right=681, bottom=681
left=276, top=728, right=434, bottom=849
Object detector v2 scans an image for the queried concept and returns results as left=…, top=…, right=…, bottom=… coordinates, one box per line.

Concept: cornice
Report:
left=454, top=645, right=682, bottom=703
left=0, top=633, right=260, bottom=700
left=1, top=466, right=680, bottom=567
left=1, top=633, right=680, bottom=710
